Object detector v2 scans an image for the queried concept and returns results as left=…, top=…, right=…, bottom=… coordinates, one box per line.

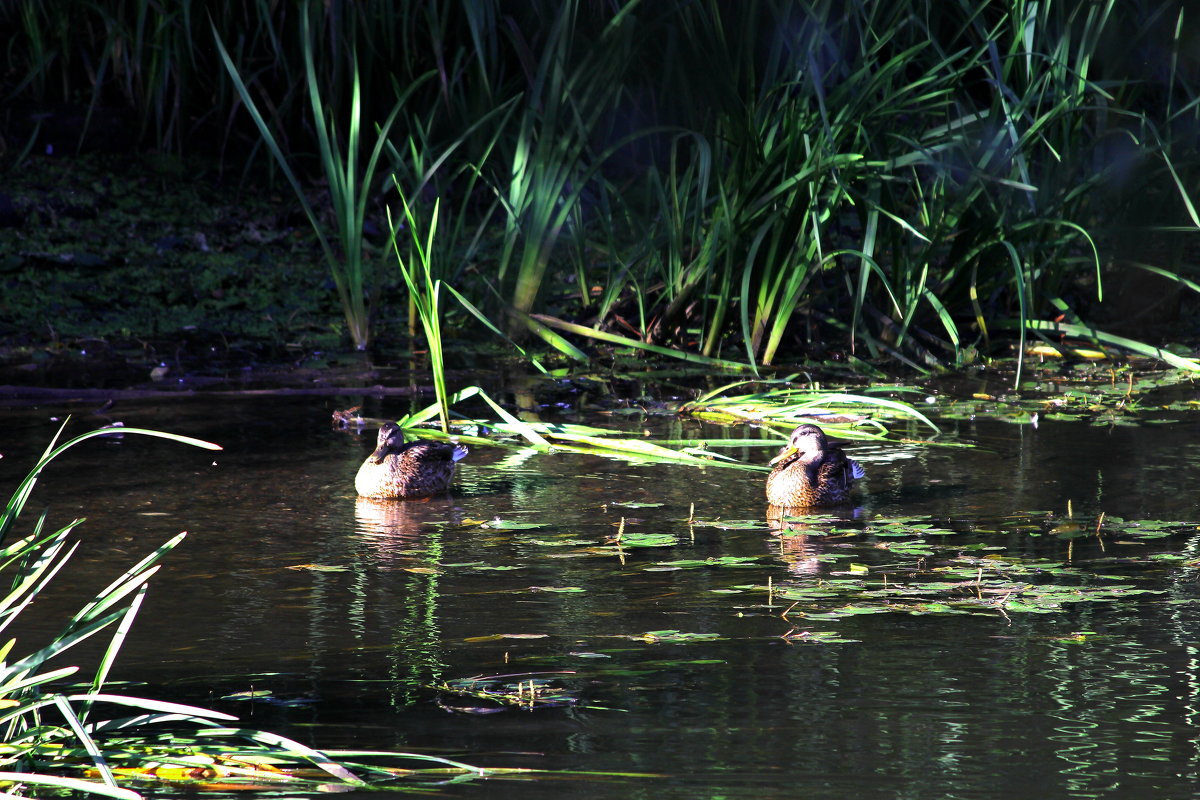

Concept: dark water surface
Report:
left=4, top=392, right=1200, bottom=799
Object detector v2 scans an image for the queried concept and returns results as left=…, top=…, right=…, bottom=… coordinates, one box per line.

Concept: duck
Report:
left=355, top=422, right=468, bottom=499
left=765, top=423, right=865, bottom=508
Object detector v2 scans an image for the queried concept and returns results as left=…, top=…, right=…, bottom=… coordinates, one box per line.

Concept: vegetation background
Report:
left=2, top=0, right=1198, bottom=376
left=5, top=2, right=1200, bottom=793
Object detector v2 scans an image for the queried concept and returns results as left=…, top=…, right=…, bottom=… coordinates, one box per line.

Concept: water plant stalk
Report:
left=213, top=9, right=422, bottom=350
left=389, top=193, right=450, bottom=434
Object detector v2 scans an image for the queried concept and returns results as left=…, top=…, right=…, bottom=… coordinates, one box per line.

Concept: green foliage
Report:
left=388, top=193, right=451, bottom=432
left=678, top=378, right=942, bottom=435
left=213, top=9, right=418, bottom=350
left=4, top=0, right=1199, bottom=371
left=0, top=424, right=524, bottom=794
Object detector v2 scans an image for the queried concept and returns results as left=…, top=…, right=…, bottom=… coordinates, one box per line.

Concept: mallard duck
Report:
left=765, top=424, right=865, bottom=508
left=355, top=422, right=468, bottom=499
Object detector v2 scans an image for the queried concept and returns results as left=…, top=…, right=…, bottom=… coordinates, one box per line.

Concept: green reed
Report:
left=214, top=9, right=419, bottom=350
left=388, top=193, right=451, bottom=434
left=486, top=0, right=644, bottom=333
left=5, top=0, right=1200, bottom=373
left=0, top=423, right=511, bottom=794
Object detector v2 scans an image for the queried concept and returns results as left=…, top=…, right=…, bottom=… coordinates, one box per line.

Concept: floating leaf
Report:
left=691, top=518, right=773, bottom=530
left=484, top=519, right=549, bottom=530
left=804, top=606, right=894, bottom=620
left=652, top=556, right=765, bottom=569
left=782, top=630, right=862, bottom=644
left=636, top=630, right=723, bottom=643
left=464, top=633, right=551, bottom=642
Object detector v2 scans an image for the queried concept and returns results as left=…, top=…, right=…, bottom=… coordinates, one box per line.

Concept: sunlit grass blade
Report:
left=513, top=310, right=589, bottom=363
left=441, top=284, right=589, bottom=371
left=531, top=314, right=754, bottom=371
left=4, top=425, right=220, bottom=543
left=1009, top=319, right=1200, bottom=371
left=72, top=693, right=239, bottom=726
left=392, top=386, right=757, bottom=467
left=52, top=694, right=118, bottom=789
left=0, top=665, right=80, bottom=699
left=194, top=728, right=365, bottom=785
left=83, top=584, right=149, bottom=718
left=681, top=379, right=941, bottom=435
left=71, top=532, right=185, bottom=627
left=0, top=531, right=77, bottom=635
left=389, top=193, right=451, bottom=433
left=0, top=772, right=140, bottom=800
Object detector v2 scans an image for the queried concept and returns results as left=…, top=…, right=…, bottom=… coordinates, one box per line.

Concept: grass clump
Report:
left=4, top=0, right=1199, bottom=376
left=0, top=423, right=508, bottom=795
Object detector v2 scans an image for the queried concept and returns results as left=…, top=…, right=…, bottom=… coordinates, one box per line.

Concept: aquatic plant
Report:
left=0, top=423, right=510, bottom=795
left=678, top=378, right=942, bottom=438
left=6, top=0, right=1200, bottom=376
left=213, top=9, right=420, bottom=350
left=385, top=379, right=941, bottom=470
left=388, top=194, right=451, bottom=433
left=489, top=0, right=644, bottom=332
left=431, top=671, right=611, bottom=713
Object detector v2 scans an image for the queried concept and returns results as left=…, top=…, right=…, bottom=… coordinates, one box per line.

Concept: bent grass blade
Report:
left=394, top=386, right=753, bottom=468
left=680, top=380, right=941, bottom=436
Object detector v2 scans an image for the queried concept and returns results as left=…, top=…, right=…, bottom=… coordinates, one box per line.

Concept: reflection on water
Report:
left=3, top=395, right=1200, bottom=798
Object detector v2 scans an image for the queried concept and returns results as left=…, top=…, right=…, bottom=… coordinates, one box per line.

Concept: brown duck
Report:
left=765, top=424, right=865, bottom=508
left=355, top=422, right=468, bottom=499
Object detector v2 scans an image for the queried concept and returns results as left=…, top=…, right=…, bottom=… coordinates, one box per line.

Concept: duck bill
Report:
left=369, top=443, right=391, bottom=464
left=768, top=445, right=797, bottom=465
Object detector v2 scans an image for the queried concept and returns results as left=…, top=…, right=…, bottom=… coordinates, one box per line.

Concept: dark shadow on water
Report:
left=868, top=482, right=973, bottom=504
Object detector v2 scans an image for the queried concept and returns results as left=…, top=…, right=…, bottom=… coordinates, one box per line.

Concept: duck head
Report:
left=369, top=422, right=406, bottom=464
left=769, top=424, right=829, bottom=465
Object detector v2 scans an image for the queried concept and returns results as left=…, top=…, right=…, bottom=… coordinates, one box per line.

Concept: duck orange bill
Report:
left=370, top=444, right=392, bottom=464
left=768, top=446, right=797, bottom=465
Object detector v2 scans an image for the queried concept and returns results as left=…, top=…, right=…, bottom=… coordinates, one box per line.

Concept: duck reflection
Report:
left=766, top=503, right=864, bottom=576
left=353, top=496, right=459, bottom=562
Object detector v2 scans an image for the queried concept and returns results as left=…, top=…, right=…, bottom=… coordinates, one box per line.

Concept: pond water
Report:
left=3, top=385, right=1200, bottom=799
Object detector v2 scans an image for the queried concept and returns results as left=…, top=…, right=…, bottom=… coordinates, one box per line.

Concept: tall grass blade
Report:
left=52, top=694, right=118, bottom=789
left=389, top=194, right=450, bottom=433
left=1015, top=320, right=1200, bottom=371
left=531, top=315, right=755, bottom=371
left=0, top=772, right=140, bottom=800
left=194, top=728, right=365, bottom=785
